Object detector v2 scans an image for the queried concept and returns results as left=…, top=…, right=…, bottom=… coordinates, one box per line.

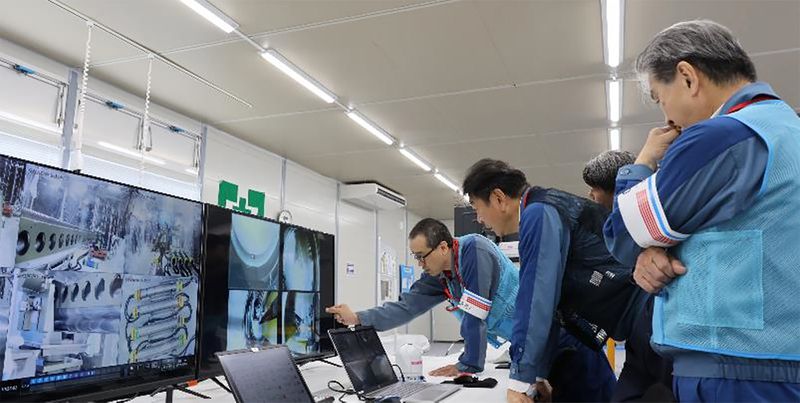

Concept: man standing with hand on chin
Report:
left=605, top=20, right=800, bottom=401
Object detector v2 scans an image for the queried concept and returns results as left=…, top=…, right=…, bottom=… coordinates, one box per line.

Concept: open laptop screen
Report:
left=329, top=327, right=397, bottom=394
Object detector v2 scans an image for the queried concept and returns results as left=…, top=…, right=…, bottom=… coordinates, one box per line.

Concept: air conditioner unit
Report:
left=341, top=182, right=406, bottom=210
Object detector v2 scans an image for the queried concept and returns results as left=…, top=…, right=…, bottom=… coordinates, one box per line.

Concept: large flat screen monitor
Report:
left=0, top=154, right=202, bottom=401
left=197, top=205, right=335, bottom=379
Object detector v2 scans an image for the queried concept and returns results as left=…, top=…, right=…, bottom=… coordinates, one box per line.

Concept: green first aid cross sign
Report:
left=217, top=180, right=266, bottom=217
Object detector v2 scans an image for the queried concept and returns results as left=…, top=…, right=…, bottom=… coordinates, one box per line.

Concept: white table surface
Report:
left=126, top=348, right=510, bottom=403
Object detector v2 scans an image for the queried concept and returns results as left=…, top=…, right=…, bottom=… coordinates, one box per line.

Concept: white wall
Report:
left=0, top=37, right=202, bottom=200
left=0, top=37, right=382, bottom=318
left=402, top=210, right=430, bottom=338
left=203, top=126, right=283, bottom=219
left=337, top=201, right=377, bottom=311
left=284, top=161, right=337, bottom=235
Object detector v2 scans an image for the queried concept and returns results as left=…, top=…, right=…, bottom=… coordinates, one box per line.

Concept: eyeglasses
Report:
left=410, top=248, right=435, bottom=263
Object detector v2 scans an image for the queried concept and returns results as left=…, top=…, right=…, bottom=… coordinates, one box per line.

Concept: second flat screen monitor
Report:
left=198, top=206, right=335, bottom=378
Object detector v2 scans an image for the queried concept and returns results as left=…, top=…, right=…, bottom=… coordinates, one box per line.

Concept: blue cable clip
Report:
left=105, top=101, right=125, bottom=110
left=168, top=125, right=185, bottom=134
left=13, top=64, right=36, bottom=75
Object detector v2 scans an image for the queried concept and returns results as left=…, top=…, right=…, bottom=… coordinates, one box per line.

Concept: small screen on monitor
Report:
left=197, top=206, right=336, bottom=378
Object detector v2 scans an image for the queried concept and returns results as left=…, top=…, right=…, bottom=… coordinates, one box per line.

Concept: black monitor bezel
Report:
left=0, top=153, right=204, bottom=402
left=195, top=205, right=337, bottom=380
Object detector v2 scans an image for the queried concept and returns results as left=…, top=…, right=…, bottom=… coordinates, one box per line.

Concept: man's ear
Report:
left=491, top=188, right=507, bottom=209
left=676, top=61, right=700, bottom=97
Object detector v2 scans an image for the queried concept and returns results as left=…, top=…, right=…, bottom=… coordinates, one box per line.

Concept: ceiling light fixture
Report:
left=603, top=0, right=624, bottom=68
left=346, top=110, right=395, bottom=145
left=178, top=0, right=239, bottom=34
left=261, top=49, right=337, bottom=104
left=609, top=128, right=621, bottom=151
left=398, top=148, right=432, bottom=172
left=607, top=79, right=622, bottom=123
left=434, top=172, right=459, bottom=192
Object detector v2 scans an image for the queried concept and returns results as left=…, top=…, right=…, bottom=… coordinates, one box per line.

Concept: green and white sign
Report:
left=217, top=180, right=265, bottom=217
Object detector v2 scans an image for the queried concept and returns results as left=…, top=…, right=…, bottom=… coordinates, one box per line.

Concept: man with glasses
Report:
left=327, top=218, right=513, bottom=377
left=326, top=218, right=614, bottom=402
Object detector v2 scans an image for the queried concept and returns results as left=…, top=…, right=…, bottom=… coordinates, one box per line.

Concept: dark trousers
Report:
left=549, top=330, right=616, bottom=402
left=612, top=295, right=675, bottom=402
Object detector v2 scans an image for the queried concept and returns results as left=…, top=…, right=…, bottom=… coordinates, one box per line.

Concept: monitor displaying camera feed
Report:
left=0, top=154, right=202, bottom=401
left=197, top=205, right=335, bottom=378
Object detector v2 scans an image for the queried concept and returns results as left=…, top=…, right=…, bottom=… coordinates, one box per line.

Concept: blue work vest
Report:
left=443, top=234, right=518, bottom=348
left=654, top=99, right=800, bottom=360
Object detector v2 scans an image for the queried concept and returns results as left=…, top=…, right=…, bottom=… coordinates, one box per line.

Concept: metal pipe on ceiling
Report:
left=47, top=0, right=253, bottom=109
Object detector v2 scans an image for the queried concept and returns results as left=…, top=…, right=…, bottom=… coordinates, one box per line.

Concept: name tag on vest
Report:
left=459, top=289, right=492, bottom=320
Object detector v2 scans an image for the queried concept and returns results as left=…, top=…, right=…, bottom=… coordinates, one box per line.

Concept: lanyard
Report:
left=441, top=239, right=463, bottom=312
left=726, top=95, right=776, bottom=114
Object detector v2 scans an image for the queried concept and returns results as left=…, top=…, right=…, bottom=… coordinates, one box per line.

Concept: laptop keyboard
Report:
left=377, top=382, right=430, bottom=398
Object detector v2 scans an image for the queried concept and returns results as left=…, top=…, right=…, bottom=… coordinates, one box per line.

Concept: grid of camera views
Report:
left=224, top=213, right=323, bottom=357
left=0, top=155, right=201, bottom=383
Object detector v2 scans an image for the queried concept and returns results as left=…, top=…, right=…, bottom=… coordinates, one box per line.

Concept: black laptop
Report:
left=216, top=346, right=315, bottom=403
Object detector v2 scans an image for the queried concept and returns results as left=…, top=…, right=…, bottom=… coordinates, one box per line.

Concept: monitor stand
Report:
left=210, top=376, right=232, bottom=394
left=151, top=383, right=211, bottom=403
left=316, top=358, right=343, bottom=368
left=296, top=352, right=342, bottom=368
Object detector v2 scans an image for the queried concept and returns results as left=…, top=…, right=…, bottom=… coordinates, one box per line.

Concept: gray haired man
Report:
left=604, top=20, right=800, bottom=401
left=583, top=150, right=635, bottom=210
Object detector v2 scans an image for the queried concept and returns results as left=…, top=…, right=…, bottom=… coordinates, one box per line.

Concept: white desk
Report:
left=127, top=348, right=510, bottom=403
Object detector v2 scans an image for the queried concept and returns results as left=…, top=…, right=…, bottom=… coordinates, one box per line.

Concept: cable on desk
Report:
left=391, top=364, right=405, bottom=382
left=327, top=379, right=365, bottom=402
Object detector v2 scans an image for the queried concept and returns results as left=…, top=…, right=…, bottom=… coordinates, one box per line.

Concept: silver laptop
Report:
left=328, top=326, right=459, bottom=402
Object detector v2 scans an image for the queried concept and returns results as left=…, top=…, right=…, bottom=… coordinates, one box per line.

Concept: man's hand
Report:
left=635, top=126, right=681, bottom=170
left=506, top=380, right=551, bottom=403
left=634, top=247, right=687, bottom=293
left=507, top=389, right=533, bottom=403
left=428, top=364, right=461, bottom=377
left=534, top=379, right=552, bottom=402
left=325, top=304, right=360, bottom=326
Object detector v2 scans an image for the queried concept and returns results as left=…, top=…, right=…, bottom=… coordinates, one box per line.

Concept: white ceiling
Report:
left=1, top=0, right=799, bottom=219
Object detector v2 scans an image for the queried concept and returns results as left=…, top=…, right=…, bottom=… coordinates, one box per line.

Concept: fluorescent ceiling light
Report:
left=178, top=0, right=239, bottom=34
left=399, top=148, right=432, bottom=171
left=97, top=141, right=166, bottom=165
left=261, top=49, right=337, bottom=104
left=346, top=111, right=395, bottom=145
left=609, top=128, right=621, bottom=151
left=0, top=111, right=61, bottom=136
left=607, top=79, right=621, bottom=123
left=604, top=0, right=622, bottom=68
left=434, top=172, right=459, bottom=192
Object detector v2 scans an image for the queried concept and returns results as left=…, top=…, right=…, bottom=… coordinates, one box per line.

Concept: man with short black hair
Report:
left=605, top=20, right=800, bottom=401
left=463, top=158, right=648, bottom=403
left=583, top=150, right=636, bottom=210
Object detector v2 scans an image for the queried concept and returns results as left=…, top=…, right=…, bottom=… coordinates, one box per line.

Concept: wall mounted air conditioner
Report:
left=341, top=182, right=406, bottom=210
